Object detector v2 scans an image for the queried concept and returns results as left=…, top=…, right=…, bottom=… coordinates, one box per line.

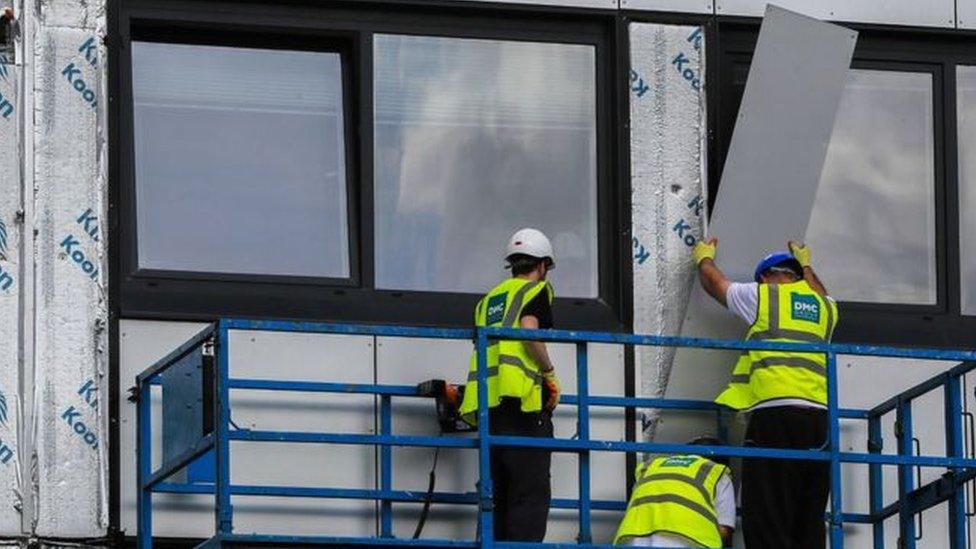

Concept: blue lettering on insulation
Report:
left=62, top=406, right=99, bottom=450
left=687, top=28, right=703, bottom=51
left=0, top=90, right=12, bottom=120
left=632, top=237, right=650, bottom=265
left=672, top=52, right=701, bottom=91
left=629, top=70, right=650, bottom=98
left=0, top=267, right=11, bottom=292
left=78, top=37, right=98, bottom=67
left=0, top=437, right=11, bottom=466
left=61, top=62, right=97, bottom=108
left=78, top=379, right=98, bottom=410
left=60, top=234, right=99, bottom=280
left=76, top=208, right=100, bottom=242
left=672, top=219, right=696, bottom=247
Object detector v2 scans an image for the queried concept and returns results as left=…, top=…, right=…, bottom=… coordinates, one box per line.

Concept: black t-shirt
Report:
left=519, top=292, right=553, bottom=328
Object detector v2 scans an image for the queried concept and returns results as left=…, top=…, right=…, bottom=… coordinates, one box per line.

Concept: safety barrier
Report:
left=136, top=318, right=976, bottom=548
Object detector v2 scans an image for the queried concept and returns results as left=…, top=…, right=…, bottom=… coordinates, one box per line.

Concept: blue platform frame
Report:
left=136, top=318, right=976, bottom=548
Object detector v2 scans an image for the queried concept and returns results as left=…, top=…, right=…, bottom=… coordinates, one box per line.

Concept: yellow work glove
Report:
left=789, top=241, right=811, bottom=268
left=692, top=238, right=717, bottom=266
left=542, top=369, right=560, bottom=412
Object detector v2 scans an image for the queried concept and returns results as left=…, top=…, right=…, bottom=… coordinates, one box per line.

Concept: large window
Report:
left=372, top=35, right=598, bottom=297
left=957, top=66, right=976, bottom=315
left=806, top=69, right=937, bottom=305
left=131, top=41, right=352, bottom=278
left=116, top=4, right=617, bottom=328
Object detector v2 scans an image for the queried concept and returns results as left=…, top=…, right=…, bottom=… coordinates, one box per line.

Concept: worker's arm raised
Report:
left=789, top=241, right=828, bottom=297
left=694, top=238, right=731, bottom=307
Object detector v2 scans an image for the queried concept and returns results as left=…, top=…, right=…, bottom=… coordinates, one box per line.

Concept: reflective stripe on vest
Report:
left=614, top=455, right=726, bottom=548
left=715, top=280, right=838, bottom=410
left=465, top=355, right=544, bottom=384
left=458, top=278, right=555, bottom=422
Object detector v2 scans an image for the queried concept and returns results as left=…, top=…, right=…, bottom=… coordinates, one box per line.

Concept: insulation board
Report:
left=0, top=59, right=21, bottom=537
left=33, top=24, right=108, bottom=537
left=628, top=22, right=707, bottom=440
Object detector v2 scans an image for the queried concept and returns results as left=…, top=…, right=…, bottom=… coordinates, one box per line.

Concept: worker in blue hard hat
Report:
left=692, top=238, right=838, bottom=549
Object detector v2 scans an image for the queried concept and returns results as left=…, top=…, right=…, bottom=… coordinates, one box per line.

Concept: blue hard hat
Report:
left=754, top=252, right=803, bottom=282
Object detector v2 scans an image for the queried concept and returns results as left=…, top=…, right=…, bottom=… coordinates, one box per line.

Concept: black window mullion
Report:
left=359, top=31, right=376, bottom=290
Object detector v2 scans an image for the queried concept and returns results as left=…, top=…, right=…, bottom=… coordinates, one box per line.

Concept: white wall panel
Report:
left=715, top=0, right=955, bottom=29
left=836, top=356, right=965, bottom=549
left=377, top=337, right=627, bottom=544
left=121, top=324, right=628, bottom=543
left=119, top=321, right=210, bottom=538
left=958, top=0, right=976, bottom=28
left=376, top=336, right=478, bottom=542
left=621, top=0, right=713, bottom=15
left=119, top=321, right=376, bottom=539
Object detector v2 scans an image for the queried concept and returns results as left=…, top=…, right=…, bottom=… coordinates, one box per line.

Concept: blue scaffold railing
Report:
left=136, top=318, right=976, bottom=549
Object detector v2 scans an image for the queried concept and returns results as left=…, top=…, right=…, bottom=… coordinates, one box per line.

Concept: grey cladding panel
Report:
left=711, top=5, right=857, bottom=278
left=657, top=8, right=857, bottom=446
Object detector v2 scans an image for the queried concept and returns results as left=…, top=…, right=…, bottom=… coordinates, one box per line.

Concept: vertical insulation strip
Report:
left=0, top=58, right=22, bottom=536
left=32, top=24, right=107, bottom=537
left=628, top=23, right=707, bottom=442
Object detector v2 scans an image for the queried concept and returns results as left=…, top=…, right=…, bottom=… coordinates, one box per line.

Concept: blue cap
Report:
left=754, top=252, right=803, bottom=282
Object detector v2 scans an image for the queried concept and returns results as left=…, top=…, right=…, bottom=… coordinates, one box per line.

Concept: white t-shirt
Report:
left=725, top=282, right=832, bottom=411
left=620, top=472, right=736, bottom=547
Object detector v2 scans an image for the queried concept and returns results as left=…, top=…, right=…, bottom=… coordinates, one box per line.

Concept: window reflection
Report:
left=132, top=42, right=350, bottom=278
left=373, top=34, right=599, bottom=297
left=806, top=69, right=936, bottom=304
left=957, top=66, right=976, bottom=314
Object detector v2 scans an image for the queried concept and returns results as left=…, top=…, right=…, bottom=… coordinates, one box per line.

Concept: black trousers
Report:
left=489, top=398, right=553, bottom=542
left=742, top=406, right=830, bottom=549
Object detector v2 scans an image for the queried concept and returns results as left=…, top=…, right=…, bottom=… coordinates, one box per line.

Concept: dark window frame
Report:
left=113, top=0, right=625, bottom=332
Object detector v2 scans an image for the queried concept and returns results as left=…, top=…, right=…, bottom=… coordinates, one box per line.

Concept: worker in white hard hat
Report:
left=459, top=227, right=560, bottom=542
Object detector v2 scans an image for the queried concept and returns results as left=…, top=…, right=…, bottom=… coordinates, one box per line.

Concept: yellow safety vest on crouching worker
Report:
left=715, top=280, right=838, bottom=410
left=614, top=455, right=728, bottom=548
left=459, top=278, right=555, bottom=424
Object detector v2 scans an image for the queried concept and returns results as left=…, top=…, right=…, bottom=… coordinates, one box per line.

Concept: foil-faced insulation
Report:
left=0, top=59, right=22, bottom=537
left=628, top=22, right=707, bottom=441
left=32, top=22, right=108, bottom=537
left=0, top=1, right=110, bottom=542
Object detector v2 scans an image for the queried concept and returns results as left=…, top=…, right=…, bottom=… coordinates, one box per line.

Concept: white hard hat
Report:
left=506, top=228, right=554, bottom=265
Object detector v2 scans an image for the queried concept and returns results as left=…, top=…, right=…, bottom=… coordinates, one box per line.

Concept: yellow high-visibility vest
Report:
left=459, top=278, right=555, bottom=424
left=715, top=280, right=838, bottom=410
left=614, top=455, right=728, bottom=548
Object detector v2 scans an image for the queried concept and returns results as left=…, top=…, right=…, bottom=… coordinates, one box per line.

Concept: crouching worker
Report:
left=614, top=437, right=735, bottom=548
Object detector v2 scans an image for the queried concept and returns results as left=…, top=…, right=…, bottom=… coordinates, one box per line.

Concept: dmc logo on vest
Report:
left=791, top=293, right=820, bottom=323
left=486, top=293, right=507, bottom=325
left=662, top=456, right=696, bottom=468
